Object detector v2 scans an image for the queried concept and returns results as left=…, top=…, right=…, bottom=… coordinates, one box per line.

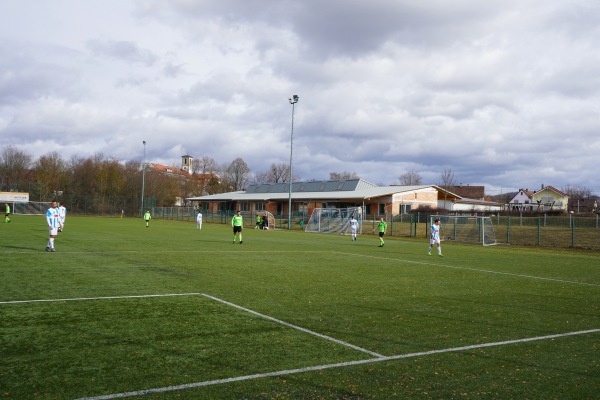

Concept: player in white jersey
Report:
left=349, top=216, right=358, bottom=241
left=58, top=203, right=67, bottom=232
left=196, top=212, right=203, bottom=230
left=428, top=218, right=442, bottom=256
left=46, top=200, right=60, bottom=252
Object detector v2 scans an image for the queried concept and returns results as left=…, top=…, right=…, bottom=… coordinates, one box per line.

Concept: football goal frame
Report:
left=12, top=201, right=52, bottom=216
left=431, top=215, right=497, bottom=246
left=255, top=210, right=276, bottom=230
left=305, top=207, right=363, bottom=235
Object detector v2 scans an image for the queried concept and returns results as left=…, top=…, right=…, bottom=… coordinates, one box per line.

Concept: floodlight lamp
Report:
left=289, top=95, right=299, bottom=104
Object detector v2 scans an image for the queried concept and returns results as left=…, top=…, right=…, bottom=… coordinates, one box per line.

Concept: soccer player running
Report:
left=45, top=200, right=60, bottom=252
left=429, top=218, right=443, bottom=256
left=196, top=211, right=203, bottom=230
left=373, top=217, right=387, bottom=247
left=232, top=210, right=243, bottom=243
left=144, top=210, right=151, bottom=227
left=4, top=203, right=11, bottom=223
left=349, top=215, right=359, bottom=241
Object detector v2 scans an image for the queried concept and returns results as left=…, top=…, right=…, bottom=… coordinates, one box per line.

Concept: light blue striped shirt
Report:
left=47, top=207, right=61, bottom=228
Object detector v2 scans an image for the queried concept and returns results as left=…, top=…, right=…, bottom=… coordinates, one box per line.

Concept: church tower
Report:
left=181, top=155, right=193, bottom=174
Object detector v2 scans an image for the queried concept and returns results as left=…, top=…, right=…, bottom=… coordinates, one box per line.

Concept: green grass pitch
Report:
left=1, top=215, right=599, bottom=399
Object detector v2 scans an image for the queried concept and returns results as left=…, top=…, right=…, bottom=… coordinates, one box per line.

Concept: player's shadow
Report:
left=0, top=244, right=43, bottom=251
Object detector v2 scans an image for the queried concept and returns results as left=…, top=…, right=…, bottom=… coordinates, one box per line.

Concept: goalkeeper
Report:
left=428, top=218, right=442, bottom=256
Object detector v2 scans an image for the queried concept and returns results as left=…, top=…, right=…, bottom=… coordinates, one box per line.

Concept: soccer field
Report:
left=1, top=216, right=599, bottom=399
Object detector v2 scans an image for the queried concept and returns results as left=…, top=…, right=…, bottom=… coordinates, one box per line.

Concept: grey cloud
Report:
left=86, top=39, right=158, bottom=66
left=0, top=41, right=85, bottom=104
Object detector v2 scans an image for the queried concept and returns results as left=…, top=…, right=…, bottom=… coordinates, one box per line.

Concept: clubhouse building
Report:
left=186, top=179, right=501, bottom=217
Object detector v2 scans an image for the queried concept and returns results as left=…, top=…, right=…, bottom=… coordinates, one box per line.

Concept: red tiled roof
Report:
left=535, top=186, right=569, bottom=197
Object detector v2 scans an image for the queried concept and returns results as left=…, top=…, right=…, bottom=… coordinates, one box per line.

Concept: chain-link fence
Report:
left=150, top=208, right=600, bottom=251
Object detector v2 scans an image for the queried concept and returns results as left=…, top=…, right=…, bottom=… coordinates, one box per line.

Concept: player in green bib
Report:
left=143, top=210, right=151, bottom=227
left=373, top=217, right=387, bottom=247
left=255, top=214, right=262, bottom=229
left=232, top=210, right=243, bottom=243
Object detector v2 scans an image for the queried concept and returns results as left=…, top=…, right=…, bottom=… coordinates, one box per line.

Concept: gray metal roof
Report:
left=244, top=179, right=379, bottom=194
left=187, top=181, right=459, bottom=202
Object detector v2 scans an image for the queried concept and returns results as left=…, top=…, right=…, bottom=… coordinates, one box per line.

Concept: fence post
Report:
left=572, top=217, right=575, bottom=247
left=507, top=216, right=511, bottom=244
left=537, top=217, right=541, bottom=246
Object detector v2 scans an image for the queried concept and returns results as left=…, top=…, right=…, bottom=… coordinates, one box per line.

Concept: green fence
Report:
left=150, top=208, right=600, bottom=251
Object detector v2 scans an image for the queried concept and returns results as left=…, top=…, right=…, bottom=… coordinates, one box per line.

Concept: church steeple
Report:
left=181, top=155, right=193, bottom=174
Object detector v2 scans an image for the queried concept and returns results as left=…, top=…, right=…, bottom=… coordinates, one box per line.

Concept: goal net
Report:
left=13, top=201, right=52, bottom=216
left=431, top=215, right=497, bottom=246
left=305, top=207, right=363, bottom=235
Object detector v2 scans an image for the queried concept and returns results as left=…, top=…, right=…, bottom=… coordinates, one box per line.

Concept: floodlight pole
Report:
left=141, top=140, right=146, bottom=216
left=288, top=95, right=299, bottom=230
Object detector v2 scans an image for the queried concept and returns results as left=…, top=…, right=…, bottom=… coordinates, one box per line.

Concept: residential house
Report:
left=508, top=189, right=536, bottom=211
left=508, top=186, right=569, bottom=212
left=531, top=186, right=569, bottom=212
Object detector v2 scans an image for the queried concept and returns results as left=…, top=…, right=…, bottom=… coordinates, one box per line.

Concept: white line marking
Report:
left=332, top=251, right=600, bottom=287
left=0, top=293, right=203, bottom=305
left=201, top=293, right=384, bottom=358
left=76, top=328, right=600, bottom=400
left=1, top=292, right=383, bottom=356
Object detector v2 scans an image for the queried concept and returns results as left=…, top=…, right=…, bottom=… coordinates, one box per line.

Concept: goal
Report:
left=13, top=201, right=52, bottom=216
left=431, top=215, right=497, bottom=246
left=305, top=207, right=363, bottom=235
left=256, top=210, right=276, bottom=230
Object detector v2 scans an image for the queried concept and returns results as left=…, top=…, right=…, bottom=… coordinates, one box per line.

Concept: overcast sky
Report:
left=2, top=0, right=599, bottom=195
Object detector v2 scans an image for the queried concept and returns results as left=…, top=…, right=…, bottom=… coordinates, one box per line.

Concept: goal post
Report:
left=431, top=215, right=497, bottom=246
left=305, top=207, right=363, bottom=235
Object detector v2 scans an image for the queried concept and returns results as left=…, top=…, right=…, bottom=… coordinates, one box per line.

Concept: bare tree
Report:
left=0, top=145, right=33, bottom=191
left=562, top=184, right=593, bottom=199
left=193, top=156, right=218, bottom=175
left=222, top=158, right=250, bottom=191
left=329, top=171, right=359, bottom=180
left=190, top=156, right=220, bottom=195
left=251, top=163, right=298, bottom=185
left=270, top=163, right=292, bottom=183
left=439, top=168, right=456, bottom=187
left=398, top=171, right=423, bottom=185
left=251, top=170, right=270, bottom=184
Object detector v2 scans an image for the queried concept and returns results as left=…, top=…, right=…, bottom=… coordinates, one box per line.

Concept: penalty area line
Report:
left=75, top=328, right=600, bottom=400
left=202, top=293, right=385, bottom=358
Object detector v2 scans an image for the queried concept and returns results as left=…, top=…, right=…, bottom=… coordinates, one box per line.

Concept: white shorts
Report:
left=49, top=227, right=58, bottom=236
left=430, top=237, right=440, bottom=245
